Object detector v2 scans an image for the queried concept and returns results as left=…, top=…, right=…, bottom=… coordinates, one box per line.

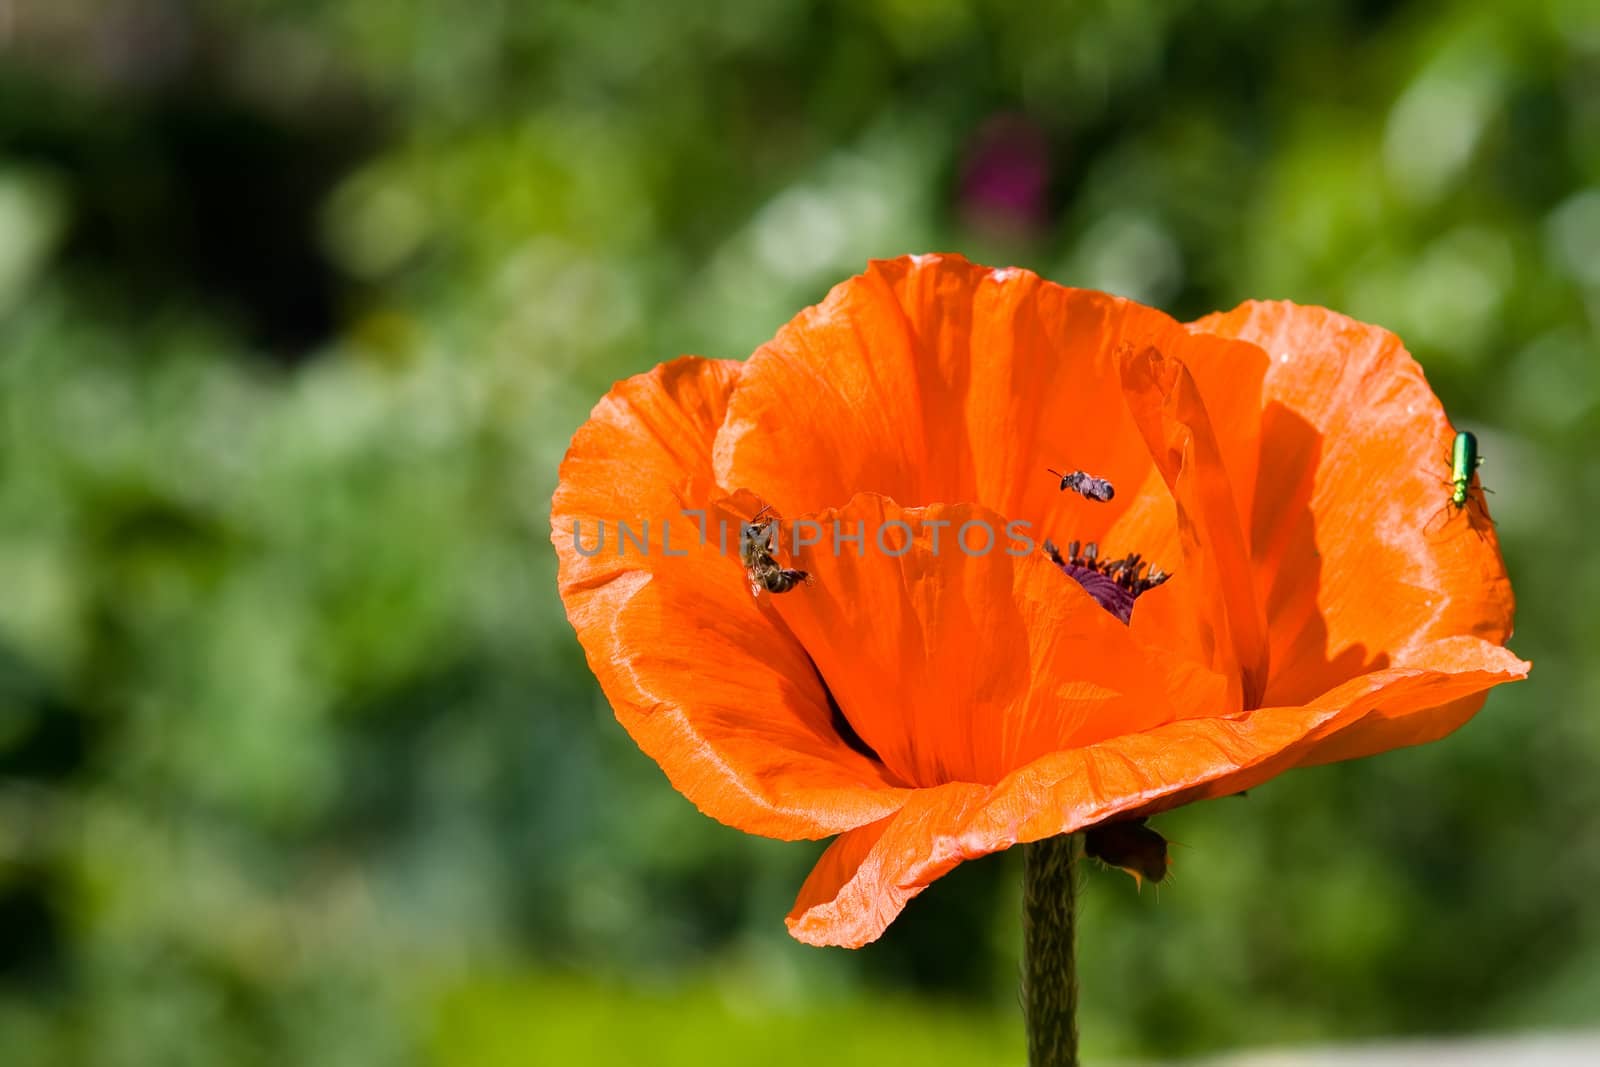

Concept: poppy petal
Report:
left=1118, top=345, right=1270, bottom=708
left=1290, top=637, right=1530, bottom=766
left=553, top=355, right=741, bottom=597
left=714, top=254, right=1268, bottom=554
left=1188, top=302, right=1519, bottom=706
left=765, top=495, right=1181, bottom=789
left=786, top=783, right=989, bottom=948
left=979, top=641, right=1527, bottom=840
left=783, top=642, right=1524, bottom=946
left=1123, top=573, right=1240, bottom=720
left=552, top=359, right=909, bottom=840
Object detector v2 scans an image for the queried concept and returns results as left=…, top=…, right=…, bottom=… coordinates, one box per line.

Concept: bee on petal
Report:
left=740, top=506, right=811, bottom=597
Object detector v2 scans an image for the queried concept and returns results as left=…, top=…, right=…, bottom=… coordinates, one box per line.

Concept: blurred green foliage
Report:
left=1, top=0, right=1597, bottom=1064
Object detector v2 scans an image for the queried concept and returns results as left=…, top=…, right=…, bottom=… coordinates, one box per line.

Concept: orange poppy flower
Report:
left=550, top=253, right=1527, bottom=949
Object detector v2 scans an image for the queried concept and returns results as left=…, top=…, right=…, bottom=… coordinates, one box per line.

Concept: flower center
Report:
left=1041, top=539, right=1171, bottom=625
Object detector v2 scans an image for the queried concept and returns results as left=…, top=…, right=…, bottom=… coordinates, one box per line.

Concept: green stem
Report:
left=1022, top=833, right=1081, bottom=1067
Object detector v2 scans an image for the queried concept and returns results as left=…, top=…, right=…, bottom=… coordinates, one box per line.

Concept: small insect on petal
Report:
left=1424, top=430, right=1494, bottom=536
left=739, top=504, right=811, bottom=596
left=1084, top=817, right=1170, bottom=889
left=1047, top=467, right=1115, bottom=502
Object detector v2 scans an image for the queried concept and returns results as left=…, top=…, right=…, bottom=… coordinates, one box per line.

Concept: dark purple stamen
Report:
left=1042, top=539, right=1171, bottom=625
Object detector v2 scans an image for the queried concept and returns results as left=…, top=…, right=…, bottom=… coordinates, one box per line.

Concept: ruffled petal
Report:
left=786, top=783, right=989, bottom=948
left=552, top=355, right=740, bottom=600
left=1290, top=637, right=1530, bottom=766
left=977, top=644, right=1527, bottom=839
left=766, top=495, right=1181, bottom=788
left=784, top=642, right=1526, bottom=946
left=552, top=358, right=909, bottom=839
left=1188, top=302, right=1518, bottom=706
left=714, top=254, right=1268, bottom=558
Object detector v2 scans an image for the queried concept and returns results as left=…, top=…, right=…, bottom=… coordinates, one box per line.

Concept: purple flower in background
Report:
left=959, top=114, right=1052, bottom=237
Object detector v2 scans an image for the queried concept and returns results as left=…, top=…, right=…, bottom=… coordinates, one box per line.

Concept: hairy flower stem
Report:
left=1022, top=833, right=1081, bottom=1067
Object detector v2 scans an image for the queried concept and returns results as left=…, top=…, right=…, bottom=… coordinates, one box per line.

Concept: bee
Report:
left=740, top=506, right=810, bottom=596
left=1425, top=430, right=1493, bottom=534
left=1084, top=816, right=1169, bottom=889
left=1047, top=467, right=1115, bottom=503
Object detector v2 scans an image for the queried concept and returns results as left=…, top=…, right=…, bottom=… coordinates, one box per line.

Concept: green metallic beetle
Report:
left=1426, top=430, right=1492, bottom=534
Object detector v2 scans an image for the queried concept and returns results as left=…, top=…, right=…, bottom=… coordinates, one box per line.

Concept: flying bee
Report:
left=1084, top=816, right=1170, bottom=890
left=1048, top=467, right=1115, bottom=503
left=739, top=506, right=810, bottom=596
left=1424, top=430, right=1493, bottom=535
